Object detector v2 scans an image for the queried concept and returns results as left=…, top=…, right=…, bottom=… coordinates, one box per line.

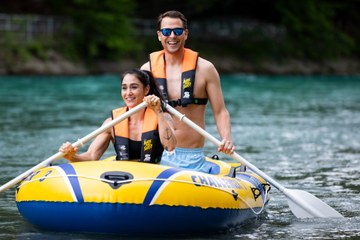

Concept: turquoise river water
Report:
left=0, top=74, right=359, bottom=239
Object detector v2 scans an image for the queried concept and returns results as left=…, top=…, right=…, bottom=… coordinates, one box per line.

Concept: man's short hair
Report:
left=157, top=10, right=188, bottom=30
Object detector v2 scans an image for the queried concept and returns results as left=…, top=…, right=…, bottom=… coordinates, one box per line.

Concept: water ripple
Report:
left=1, top=74, right=360, bottom=239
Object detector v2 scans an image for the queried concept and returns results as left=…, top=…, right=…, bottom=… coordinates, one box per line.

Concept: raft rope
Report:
left=18, top=174, right=269, bottom=215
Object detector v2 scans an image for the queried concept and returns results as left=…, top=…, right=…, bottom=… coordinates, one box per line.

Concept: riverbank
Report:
left=0, top=51, right=359, bottom=75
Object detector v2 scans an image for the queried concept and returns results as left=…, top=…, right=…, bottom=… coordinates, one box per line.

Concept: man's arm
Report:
left=202, top=59, right=235, bottom=154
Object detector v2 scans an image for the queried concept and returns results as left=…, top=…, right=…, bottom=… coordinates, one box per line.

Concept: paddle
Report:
left=0, top=102, right=148, bottom=193
left=165, top=104, right=343, bottom=218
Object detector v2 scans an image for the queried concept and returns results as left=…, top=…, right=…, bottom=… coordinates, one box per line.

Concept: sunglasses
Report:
left=160, top=28, right=185, bottom=36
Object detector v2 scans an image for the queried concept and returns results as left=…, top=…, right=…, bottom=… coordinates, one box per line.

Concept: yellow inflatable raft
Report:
left=16, top=156, right=270, bottom=235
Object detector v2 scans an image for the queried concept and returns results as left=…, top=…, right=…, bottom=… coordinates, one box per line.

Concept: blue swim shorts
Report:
left=160, top=147, right=212, bottom=173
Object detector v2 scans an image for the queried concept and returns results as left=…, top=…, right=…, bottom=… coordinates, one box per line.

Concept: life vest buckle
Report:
left=169, top=99, right=183, bottom=107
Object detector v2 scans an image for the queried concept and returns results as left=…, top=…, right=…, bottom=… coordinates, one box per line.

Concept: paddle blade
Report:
left=285, top=189, right=343, bottom=218
left=165, top=104, right=344, bottom=219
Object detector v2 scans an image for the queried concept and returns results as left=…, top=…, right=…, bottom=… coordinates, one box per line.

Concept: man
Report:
left=141, top=10, right=234, bottom=173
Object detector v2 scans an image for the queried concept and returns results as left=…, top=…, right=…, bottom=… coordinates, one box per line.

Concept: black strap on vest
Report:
left=114, top=132, right=163, bottom=163
left=152, top=53, right=208, bottom=107
left=168, top=98, right=208, bottom=107
left=156, top=76, right=208, bottom=107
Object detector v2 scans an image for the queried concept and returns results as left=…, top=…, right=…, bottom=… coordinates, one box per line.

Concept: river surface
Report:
left=0, top=74, right=359, bottom=239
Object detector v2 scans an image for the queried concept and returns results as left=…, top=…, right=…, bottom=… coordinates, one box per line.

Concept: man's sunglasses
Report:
left=160, top=28, right=185, bottom=36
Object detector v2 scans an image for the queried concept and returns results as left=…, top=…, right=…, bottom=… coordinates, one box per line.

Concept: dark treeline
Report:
left=0, top=0, right=359, bottom=68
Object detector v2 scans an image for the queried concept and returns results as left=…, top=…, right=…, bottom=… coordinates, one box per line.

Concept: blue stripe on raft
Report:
left=143, top=168, right=182, bottom=205
left=58, top=164, right=84, bottom=203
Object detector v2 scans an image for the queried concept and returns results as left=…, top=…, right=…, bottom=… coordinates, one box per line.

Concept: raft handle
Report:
left=231, top=190, right=238, bottom=200
left=227, top=167, right=237, bottom=178
left=100, top=171, right=134, bottom=189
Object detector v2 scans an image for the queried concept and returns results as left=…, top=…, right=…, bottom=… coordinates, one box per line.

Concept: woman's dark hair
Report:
left=121, top=69, right=167, bottom=111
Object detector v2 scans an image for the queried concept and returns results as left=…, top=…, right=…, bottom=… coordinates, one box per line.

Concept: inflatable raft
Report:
left=16, top=156, right=270, bottom=235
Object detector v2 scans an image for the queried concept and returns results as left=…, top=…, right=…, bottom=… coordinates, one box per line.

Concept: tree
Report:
left=276, top=0, right=355, bottom=59
left=54, top=0, right=137, bottom=60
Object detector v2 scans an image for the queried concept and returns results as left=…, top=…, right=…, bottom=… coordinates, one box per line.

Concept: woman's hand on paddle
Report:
left=218, top=139, right=235, bottom=155
left=59, top=142, right=78, bottom=161
left=144, top=95, right=162, bottom=113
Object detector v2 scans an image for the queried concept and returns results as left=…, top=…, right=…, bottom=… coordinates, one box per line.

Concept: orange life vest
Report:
left=112, top=107, right=163, bottom=163
left=149, top=48, right=208, bottom=107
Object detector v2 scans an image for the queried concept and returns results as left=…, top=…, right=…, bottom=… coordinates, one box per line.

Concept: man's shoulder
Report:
left=140, top=62, right=150, bottom=71
left=197, top=56, right=215, bottom=69
left=195, top=56, right=220, bottom=83
left=197, top=56, right=218, bottom=76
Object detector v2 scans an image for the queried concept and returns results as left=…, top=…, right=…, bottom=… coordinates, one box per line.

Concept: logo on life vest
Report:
left=144, top=154, right=151, bottom=162
left=183, top=92, right=190, bottom=98
left=119, top=145, right=128, bottom=159
left=144, top=139, right=153, bottom=152
left=183, top=78, right=191, bottom=89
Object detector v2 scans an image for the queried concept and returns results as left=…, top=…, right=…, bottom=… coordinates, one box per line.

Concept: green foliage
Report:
left=0, top=32, right=50, bottom=66
left=27, top=40, right=49, bottom=60
left=61, top=0, right=138, bottom=60
left=276, top=0, right=355, bottom=59
left=1, top=0, right=358, bottom=65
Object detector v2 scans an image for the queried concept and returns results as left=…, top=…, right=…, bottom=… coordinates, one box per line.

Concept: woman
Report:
left=59, top=69, right=176, bottom=163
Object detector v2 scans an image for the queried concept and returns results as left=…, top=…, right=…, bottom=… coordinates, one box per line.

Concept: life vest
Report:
left=149, top=48, right=208, bottom=107
left=112, top=107, right=163, bottom=163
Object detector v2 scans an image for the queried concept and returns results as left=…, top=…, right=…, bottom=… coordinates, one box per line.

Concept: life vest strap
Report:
left=168, top=98, right=208, bottom=107
left=150, top=48, right=209, bottom=107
